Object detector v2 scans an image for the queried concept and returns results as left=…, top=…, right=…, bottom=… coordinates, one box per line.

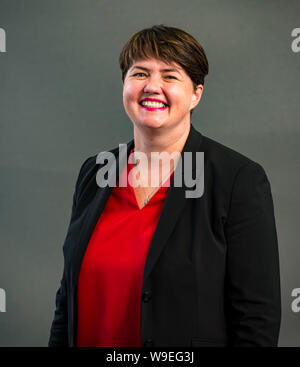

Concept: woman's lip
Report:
left=140, top=98, right=168, bottom=105
left=140, top=105, right=168, bottom=111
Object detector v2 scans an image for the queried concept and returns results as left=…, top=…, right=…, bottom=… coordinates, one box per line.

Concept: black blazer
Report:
left=48, top=124, right=281, bottom=347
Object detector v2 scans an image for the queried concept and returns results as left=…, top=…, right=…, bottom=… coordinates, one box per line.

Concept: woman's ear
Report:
left=191, top=85, right=204, bottom=109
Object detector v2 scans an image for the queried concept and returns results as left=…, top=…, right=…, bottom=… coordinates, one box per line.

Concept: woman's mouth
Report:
left=139, top=100, right=168, bottom=111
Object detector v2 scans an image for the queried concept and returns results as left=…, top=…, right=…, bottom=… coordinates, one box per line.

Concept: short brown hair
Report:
left=119, top=25, right=209, bottom=115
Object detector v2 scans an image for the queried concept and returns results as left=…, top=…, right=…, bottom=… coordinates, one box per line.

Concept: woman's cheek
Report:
left=125, top=84, right=140, bottom=104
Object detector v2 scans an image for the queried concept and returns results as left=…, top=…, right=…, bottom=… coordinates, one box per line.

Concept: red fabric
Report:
left=76, top=149, right=173, bottom=347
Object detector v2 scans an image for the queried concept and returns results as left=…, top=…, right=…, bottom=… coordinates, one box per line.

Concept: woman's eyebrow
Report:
left=132, top=66, right=182, bottom=74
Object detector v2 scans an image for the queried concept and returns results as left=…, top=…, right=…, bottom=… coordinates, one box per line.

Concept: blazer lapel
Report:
left=142, top=123, right=203, bottom=287
left=72, top=140, right=133, bottom=289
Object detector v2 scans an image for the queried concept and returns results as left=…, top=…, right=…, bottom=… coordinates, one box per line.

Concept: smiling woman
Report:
left=49, top=25, right=281, bottom=347
left=119, top=24, right=208, bottom=121
left=123, top=57, right=201, bottom=133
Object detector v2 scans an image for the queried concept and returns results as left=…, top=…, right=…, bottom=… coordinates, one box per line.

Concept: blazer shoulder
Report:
left=75, top=144, right=122, bottom=199
left=200, top=134, right=266, bottom=171
left=198, top=134, right=270, bottom=191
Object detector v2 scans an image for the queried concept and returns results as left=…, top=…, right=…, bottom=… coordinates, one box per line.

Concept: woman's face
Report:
left=122, top=57, right=203, bottom=131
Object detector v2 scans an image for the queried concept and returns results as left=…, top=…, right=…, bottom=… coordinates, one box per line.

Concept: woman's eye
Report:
left=132, top=73, right=176, bottom=79
left=134, top=73, right=146, bottom=77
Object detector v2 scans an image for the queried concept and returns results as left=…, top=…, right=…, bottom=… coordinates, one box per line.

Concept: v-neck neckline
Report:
left=127, top=169, right=168, bottom=210
left=126, top=149, right=173, bottom=211
left=129, top=184, right=152, bottom=210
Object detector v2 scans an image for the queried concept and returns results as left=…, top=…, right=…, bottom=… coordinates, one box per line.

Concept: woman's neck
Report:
left=133, top=122, right=191, bottom=158
left=132, top=122, right=191, bottom=186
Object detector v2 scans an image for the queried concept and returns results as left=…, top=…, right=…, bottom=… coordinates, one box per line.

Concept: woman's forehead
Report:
left=129, top=57, right=182, bottom=71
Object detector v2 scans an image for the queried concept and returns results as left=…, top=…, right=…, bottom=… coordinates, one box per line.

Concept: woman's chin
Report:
left=134, top=118, right=167, bottom=129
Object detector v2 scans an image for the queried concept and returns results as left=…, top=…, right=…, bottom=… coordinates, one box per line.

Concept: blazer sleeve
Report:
left=224, top=161, right=281, bottom=346
left=48, top=156, right=92, bottom=347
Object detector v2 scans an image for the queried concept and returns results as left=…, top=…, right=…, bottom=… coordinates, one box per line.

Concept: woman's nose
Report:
left=143, top=76, right=162, bottom=93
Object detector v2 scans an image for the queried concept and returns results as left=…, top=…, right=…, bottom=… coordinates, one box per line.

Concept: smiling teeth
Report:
left=141, top=101, right=167, bottom=108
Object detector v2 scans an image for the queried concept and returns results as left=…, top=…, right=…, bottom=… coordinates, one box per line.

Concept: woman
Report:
left=48, top=25, right=281, bottom=347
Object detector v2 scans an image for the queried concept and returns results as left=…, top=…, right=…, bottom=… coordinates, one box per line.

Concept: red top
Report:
left=76, top=150, right=173, bottom=347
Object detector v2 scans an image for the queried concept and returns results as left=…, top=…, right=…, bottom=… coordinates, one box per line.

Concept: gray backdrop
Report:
left=0, top=0, right=299, bottom=347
